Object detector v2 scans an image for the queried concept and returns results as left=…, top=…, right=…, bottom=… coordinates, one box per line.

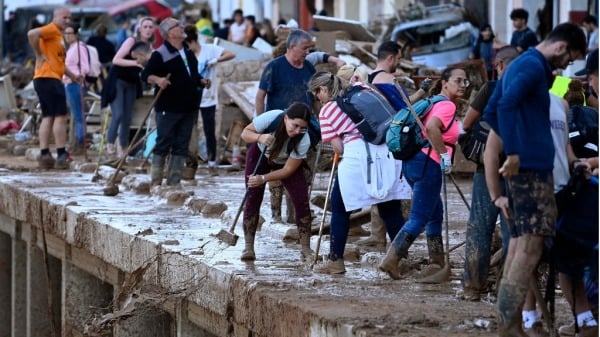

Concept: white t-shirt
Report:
left=196, top=43, right=224, bottom=107
left=229, top=22, right=247, bottom=44
left=253, top=109, right=310, bottom=164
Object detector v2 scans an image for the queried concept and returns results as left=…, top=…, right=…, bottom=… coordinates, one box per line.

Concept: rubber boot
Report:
left=378, top=230, right=415, bottom=280
left=150, top=154, right=166, bottom=186
left=181, top=152, right=198, bottom=180
left=417, top=235, right=445, bottom=278
left=241, top=215, right=259, bottom=261
left=166, top=155, right=186, bottom=186
left=285, top=192, right=295, bottom=224
left=497, top=281, right=529, bottom=337
left=299, top=230, right=313, bottom=261
left=269, top=181, right=283, bottom=222
left=355, top=207, right=386, bottom=247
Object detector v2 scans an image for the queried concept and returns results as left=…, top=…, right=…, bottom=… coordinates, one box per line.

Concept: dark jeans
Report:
left=463, top=169, right=510, bottom=292
left=242, top=143, right=310, bottom=236
left=328, top=177, right=404, bottom=261
left=153, top=110, right=196, bottom=157
left=200, top=105, right=217, bottom=162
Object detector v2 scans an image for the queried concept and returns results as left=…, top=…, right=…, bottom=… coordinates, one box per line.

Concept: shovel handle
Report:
left=312, top=153, right=340, bottom=266
left=228, top=148, right=267, bottom=233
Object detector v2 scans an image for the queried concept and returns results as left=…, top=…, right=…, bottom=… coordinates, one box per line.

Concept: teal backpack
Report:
left=386, top=95, right=449, bottom=160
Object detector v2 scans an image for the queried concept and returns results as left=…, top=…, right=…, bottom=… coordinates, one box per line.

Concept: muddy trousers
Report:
left=242, top=144, right=311, bottom=255
left=497, top=235, right=545, bottom=336
left=328, top=177, right=404, bottom=261
left=463, top=171, right=510, bottom=293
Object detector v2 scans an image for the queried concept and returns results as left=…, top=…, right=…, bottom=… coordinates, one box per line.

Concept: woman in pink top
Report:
left=63, top=24, right=90, bottom=154
left=379, top=66, right=466, bottom=280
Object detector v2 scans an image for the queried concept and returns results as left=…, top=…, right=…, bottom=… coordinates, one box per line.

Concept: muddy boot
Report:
left=240, top=234, right=256, bottom=261
left=181, top=153, right=198, bottom=180
left=150, top=154, right=166, bottom=186
left=497, top=281, right=529, bottom=337
left=378, top=230, right=415, bottom=280
left=355, top=207, right=386, bottom=247
left=269, top=181, right=283, bottom=222
left=313, top=259, right=346, bottom=274
left=299, top=231, right=313, bottom=261
left=166, top=155, right=185, bottom=186
left=416, top=235, right=445, bottom=278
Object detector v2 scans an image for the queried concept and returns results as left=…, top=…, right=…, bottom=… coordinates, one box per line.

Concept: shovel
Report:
left=215, top=148, right=266, bottom=246
left=311, top=153, right=339, bottom=269
left=14, top=115, right=33, bottom=142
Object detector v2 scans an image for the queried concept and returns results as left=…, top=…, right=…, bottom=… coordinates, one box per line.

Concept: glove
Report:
left=420, top=78, right=433, bottom=92
left=207, top=58, right=218, bottom=67
left=440, top=152, right=452, bottom=174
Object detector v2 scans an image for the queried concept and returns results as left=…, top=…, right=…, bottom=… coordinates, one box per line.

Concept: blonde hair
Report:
left=309, top=71, right=346, bottom=101
left=336, top=65, right=368, bottom=84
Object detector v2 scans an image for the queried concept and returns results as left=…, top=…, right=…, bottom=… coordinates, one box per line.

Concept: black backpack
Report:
left=335, top=85, right=396, bottom=145
left=568, top=105, right=598, bottom=158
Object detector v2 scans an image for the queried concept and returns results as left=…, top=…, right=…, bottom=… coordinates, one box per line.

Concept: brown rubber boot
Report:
left=378, top=231, right=415, bottom=280
left=497, top=281, right=529, bottom=337
left=150, top=154, right=166, bottom=186
left=416, top=235, right=445, bottom=278
left=269, top=181, right=283, bottom=222
left=240, top=234, right=256, bottom=261
left=299, top=216, right=313, bottom=261
left=355, top=207, right=386, bottom=247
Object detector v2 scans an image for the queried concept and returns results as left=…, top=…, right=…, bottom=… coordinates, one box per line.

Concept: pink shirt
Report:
left=319, top=100, right=361, bottom=144
left=63, top=42, right=89, bottom=84
left=420, top=100, right=459, bottom=164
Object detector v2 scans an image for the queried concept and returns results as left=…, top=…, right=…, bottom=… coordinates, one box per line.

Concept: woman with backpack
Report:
left=105, top=16, right=156, bottom=158
left=308, top=70, right=410, bottom=274
left=63, top=23, right=90, bottom=156
left=379, top=66, right=466, bottom=280
left=238, top=102, right=314, bottom=262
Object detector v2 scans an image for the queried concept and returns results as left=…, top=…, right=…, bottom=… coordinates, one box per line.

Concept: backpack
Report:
left=85, top=44, right=102, bottom=82
left=568, top=104, right=598, bottom=159
left=335, top=85, right=396, bottom=145
left=386, top=95, right=449, bottom=160
left=265, top=110, right=321, bottom=153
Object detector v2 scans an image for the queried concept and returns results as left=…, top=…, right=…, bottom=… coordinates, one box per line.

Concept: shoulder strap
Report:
left=367, top=70, right=385, bottom=84
left=265, top=111, right=285, bottom=134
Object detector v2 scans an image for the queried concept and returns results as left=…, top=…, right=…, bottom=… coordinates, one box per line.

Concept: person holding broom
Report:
left=239, top=102, right=314, bottom=261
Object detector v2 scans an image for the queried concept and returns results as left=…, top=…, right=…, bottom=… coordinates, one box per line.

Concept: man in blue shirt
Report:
left=509, top=8, right=538, bottom=53
left=484, top=22, right=586, bottom=337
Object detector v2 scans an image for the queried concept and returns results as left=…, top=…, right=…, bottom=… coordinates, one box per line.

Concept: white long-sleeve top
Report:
left=63, top=41, right=90, bottom=84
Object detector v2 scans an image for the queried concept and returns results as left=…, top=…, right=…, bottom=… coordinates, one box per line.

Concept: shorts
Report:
left=33, top=78, right=67, bottom=118
left=554, top=234, right=596, bottom=279
left=506, top=171, right=557, bottom=237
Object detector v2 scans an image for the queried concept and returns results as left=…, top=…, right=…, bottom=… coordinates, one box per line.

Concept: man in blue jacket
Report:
left=484, top=22, right=586, bottom=336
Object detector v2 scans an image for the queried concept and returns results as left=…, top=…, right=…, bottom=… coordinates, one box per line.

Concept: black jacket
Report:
left=141, top=41, right=203, bottom=114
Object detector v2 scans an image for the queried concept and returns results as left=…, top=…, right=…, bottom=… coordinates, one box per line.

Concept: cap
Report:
left=575, top=48, right=599, bottom=76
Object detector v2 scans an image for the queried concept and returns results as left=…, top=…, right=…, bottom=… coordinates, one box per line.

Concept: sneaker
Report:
left=313, top=259, right=346, bottom=274
left=55, top=152, right=72, bottom=169
left=524, top=321, right=547, bottom=337
left=38, top=153, right=55, bottom=170
left=558, top=322, right=575, bottom=336
left=208, top=166, right=219, bottom=176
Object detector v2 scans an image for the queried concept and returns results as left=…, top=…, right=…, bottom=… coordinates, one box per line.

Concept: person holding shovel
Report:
left=63, top=23, right=89, bottom=156
left=308, top=71, right=410, bottom=274
left=239, top=102, right=313, bottom=261
left=378, top=66, right=465, bottom=281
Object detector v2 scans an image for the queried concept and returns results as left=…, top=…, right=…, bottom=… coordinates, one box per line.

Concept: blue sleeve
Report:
left=372, top=83, right=408, bottom=111
left=258, top=60, right=274, bottom=92
left=496, top=58, right=539, bottom=155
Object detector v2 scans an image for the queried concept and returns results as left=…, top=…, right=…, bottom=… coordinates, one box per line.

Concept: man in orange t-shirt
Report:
left=27, top=6, right=82, bottom=169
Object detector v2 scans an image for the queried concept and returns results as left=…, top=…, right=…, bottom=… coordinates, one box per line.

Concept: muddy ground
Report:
left=0, top=137, right=578, bottom=337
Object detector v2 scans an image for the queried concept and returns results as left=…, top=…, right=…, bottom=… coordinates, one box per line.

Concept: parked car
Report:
left=108, top=0, right=173, bottom=24
left=8, top=5, right=119, bottom=62
left=390, top=3, right=474, bottom=69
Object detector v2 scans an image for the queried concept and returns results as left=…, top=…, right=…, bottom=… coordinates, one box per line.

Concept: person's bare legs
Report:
left=53, top=115, right=69, bottom=149
left=39, top=116, right=54, bottom=149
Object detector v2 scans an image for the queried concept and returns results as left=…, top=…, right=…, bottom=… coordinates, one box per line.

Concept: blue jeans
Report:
left=329, top=177, right=405, bottom=261
left=153, top=110, right=196, bottom=157
left=392, top=151, right=442, bottom=252
left=107, top=79, right=137, bottom=147
left=65, top=82, right=86, bottom=144
left=463, top=169, right=510, bottom=292
left=200, top=105, right=217, bottom=162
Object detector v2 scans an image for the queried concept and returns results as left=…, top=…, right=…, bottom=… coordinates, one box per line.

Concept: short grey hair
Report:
left=159, top=17, right=177, bottom=39
left=286, top=29, right=312, bottom=49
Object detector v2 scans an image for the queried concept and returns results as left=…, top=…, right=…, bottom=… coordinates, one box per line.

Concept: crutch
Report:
left=311, top=153, right=340, bottom=269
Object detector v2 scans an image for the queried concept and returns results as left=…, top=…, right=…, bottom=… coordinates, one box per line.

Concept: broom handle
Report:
left=229, top=148, right=266, bottom=232
left=313, top=153, right=340, bottom=266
